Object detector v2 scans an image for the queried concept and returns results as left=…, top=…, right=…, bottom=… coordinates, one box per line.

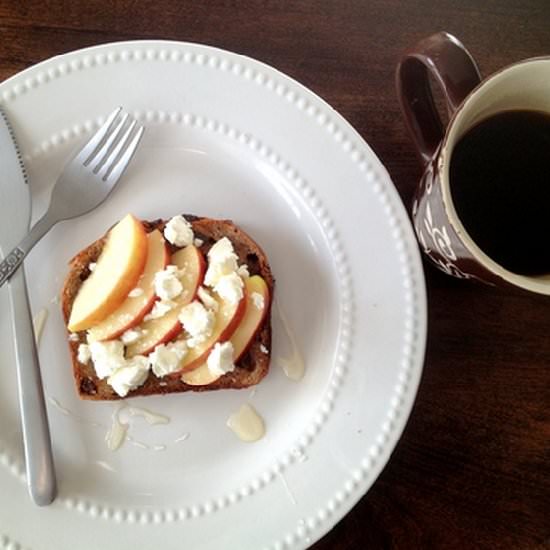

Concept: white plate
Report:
left=0, top=41, right=426, bottom=550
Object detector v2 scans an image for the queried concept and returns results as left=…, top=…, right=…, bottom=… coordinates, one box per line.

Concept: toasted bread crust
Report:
left=61, top=216, right=274, bottom=400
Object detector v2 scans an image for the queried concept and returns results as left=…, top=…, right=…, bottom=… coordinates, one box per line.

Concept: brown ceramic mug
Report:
left=397, top=32, right=550, bottom=295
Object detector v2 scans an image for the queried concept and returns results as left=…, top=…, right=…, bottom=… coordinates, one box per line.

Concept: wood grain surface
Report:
left=0, top=1, right=549, bottom=548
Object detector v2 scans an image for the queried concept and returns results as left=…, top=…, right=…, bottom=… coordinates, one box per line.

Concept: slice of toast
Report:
left=61, top=216, right=274, bottom=400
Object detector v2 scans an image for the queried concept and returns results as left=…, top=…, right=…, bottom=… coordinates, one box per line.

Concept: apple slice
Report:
left=68, top=214, right=148, bottom=332
left=87, top=230, right=169, bottom=342
left=175, top=292, right=246, bottom=374
left=125, top=245, right=205, bottom=357
left=230, top=275, right=270, bottom=361
left=182, top=275, right=270, bottom=385
left=180, top=359, right=219, bottom=386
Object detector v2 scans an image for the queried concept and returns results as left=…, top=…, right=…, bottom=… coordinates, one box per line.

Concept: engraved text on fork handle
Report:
left=0, top=247, right=25, bottom=287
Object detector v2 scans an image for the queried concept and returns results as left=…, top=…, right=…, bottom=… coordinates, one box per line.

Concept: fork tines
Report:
left=81, top=107, right=144, bottom=182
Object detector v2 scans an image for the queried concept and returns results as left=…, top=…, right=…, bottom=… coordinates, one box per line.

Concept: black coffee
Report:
left=450, top=110, right=550, bottom=275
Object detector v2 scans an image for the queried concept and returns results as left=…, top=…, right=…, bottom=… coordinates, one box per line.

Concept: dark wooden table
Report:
left=1, top=1, right=548, bottom=548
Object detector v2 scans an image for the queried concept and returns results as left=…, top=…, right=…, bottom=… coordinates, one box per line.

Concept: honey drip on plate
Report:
left=47, top=397, right=172, bottom=452
left=125, top=406, right=170, bottom=425
left=105, top=407, right=128, bottom=451
left=275, top=300, right=305, bottom=381
left=105, top=404, right=172, bottom=451
left=32, top=308, right=48, bottom=346
left=226, top=403, right=265, bottom=442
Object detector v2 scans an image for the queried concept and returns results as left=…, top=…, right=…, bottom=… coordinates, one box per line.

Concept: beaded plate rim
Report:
left=0, top=40, right=426, bottom=550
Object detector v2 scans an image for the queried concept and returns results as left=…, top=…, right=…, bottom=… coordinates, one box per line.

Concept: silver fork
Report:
left=0, top=107, right=144, bottom=287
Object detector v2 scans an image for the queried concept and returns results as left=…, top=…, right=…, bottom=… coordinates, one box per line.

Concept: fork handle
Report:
left=9, top=267, right=57, bottom=505
left=0, top=212, right=56, bottom=288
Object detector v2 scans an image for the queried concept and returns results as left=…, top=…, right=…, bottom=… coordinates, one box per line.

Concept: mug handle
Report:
left=396, top=32, right=482, bottom=163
